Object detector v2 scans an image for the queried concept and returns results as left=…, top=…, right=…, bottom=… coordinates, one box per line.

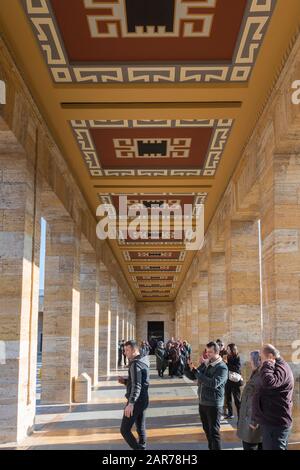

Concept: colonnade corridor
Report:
left=2, top=0, right=300, bottom=455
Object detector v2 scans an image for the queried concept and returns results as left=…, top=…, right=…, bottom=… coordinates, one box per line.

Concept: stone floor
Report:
left=2, top=357, right=300, bottom=450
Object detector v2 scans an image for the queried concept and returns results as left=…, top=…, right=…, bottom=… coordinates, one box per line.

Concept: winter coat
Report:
left=155, top=347, right=168, bottom=371
left=237, top=369, right=262, bottom=444
left=184, top=357, right=228, bottom=407
left=124, top=354, right=150, bottom=405
left=252, top=358, right=294, bottom=428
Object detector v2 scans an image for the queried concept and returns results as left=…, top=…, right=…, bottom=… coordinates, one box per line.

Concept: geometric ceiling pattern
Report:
left=3, top=0, right=289, bottom=300
left=22, top=0, right=275, bottom=83
left=98, top=192, right=205, bottom=299
left=71, top=119, right=233, bottom=176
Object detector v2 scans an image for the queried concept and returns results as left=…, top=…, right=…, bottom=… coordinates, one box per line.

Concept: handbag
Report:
left=229, top=371, right=243, bottom=383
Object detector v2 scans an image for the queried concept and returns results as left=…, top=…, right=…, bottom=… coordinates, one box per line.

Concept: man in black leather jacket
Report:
left=118, top=340, right=150, bottom=450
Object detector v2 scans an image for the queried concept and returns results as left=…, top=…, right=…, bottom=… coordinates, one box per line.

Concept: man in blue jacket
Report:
left=185, top=341, right=228, bottom=450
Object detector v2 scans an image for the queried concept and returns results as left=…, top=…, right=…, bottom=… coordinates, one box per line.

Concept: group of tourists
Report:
left=117, top=338, right=294, bottom=451
left=154, top=338, right=192, bottom=378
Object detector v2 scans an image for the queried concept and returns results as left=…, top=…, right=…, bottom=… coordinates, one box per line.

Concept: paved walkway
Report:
left=2, top=357, right=300, bottom=450
left=3, top=357, right=239, bottom=450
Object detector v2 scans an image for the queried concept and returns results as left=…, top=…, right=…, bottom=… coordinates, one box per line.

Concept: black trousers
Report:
left=120, top=399, right=149, bottom=450
left=225, top=381, right=241, bottom=417
left=118, top=352, right=123, bottom=367
left=158, top=365, right=167, bottom=377
left=169, top=361, right=179, bottom=377
left=199, top=405, right=222, bottom=450
left=243, top=441, right=263, bottom=451
left=261, top=424, right=291, bottom=450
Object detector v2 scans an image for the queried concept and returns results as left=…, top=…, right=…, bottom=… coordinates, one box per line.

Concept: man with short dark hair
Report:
left=185, top=341, right=228, bottom=450
left=118, top=340, right=150, bottom=450
left=252, top=343, right=294, bottom=450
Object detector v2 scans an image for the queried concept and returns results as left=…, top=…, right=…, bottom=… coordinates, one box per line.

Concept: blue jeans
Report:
left=261, top=424, right=291, bottom=450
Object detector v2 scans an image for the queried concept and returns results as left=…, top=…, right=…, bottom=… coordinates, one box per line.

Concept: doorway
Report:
left=147, top=321, right=164, bottom=354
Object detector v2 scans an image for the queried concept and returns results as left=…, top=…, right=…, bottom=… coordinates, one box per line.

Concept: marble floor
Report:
left=2, top=357, right=300, bottom=450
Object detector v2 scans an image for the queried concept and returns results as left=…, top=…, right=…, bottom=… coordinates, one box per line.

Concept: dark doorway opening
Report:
left=147, top=321, right=164, bottom=354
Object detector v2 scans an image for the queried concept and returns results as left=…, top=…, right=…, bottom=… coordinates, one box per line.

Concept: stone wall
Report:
left=0, top=38, right=136, bottom=444
left=176, top=33, right=300, bottom=375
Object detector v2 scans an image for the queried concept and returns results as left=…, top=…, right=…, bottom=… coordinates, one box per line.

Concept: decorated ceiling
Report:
left=1, top=0, right=299, bottom=301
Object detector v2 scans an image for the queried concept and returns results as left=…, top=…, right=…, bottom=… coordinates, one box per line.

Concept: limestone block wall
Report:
left=176, top=33, right=300, bottom=375
left=0, top=39, right=137, bottom=443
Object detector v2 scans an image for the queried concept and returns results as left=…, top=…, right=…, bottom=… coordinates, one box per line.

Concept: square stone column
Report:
left=41, top=210, right=81, bottom=404
left=198, top=271, right=209, bottom=353
left=177, top=297, right=187, bottom=342
left=128, top=302, right=136, bottom=340
left=99, top=263, right=110, bottom=377
left=191, top=283, right=200, bottom=359
left=119, top=291, right=125, bottom=342
left=175, top=303, right=180, bottom=339
left=183, top=289, right=192, bottom=344
left=208, top=251, right=229, bottom=343
left=78, top=238, right=99, bottom=386
left=0, top=131, right=40, bottom=443
left=260, top=150, right=300, bottom=363
left=225, top=220, right=261, bottom=359
left=125, top=298, right=129, bottom=341
left=110, top=278, right=119, bottom=371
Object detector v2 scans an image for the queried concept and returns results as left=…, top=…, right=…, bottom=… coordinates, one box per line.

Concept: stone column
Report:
left=208, top=251, right=229, bottom=344
left=78, top=237, right=99, bottom=386
left=99, top=263, right=110, bottom=377
left=260, top=149, right=300, bottom=362
left=198, top=271, right=209, bottom=354
left=120, top=291, right=125, bottom=342
left=110, top=278, right=119, bottom=371
left=128, top=302, right=135, bottom=340
left=41, top=205, right=81, bottom=405
left=175, top=303, right=180, bottom=339
left=185, top=291, right=194, bottom=344
left=225, top=220, right=261, bottom=360
left=125, top=298, right=129, bottom=341
left=0, top=131, right=40, bottom=443
left=180, top=300, right=186, bottom=340
left=191, top=282, right=200, bottom=359
left=132, top=303, right=136, bottom=340
left=177, top=297, right=187, bottom=342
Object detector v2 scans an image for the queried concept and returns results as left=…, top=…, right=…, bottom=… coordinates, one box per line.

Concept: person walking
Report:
left=183, top=341, right=192, bottom=360
left=155, top=341, right=168, bottom=378
left=237, top=351, right=263, bottom=450
left=185, top=341, right=228, bottom=450
left=122, top=339, right=127, bottom=366
left=139, top=340, right=150, bottom=358
left=118, top=340, right=150, bottom=450
left=225, top=343, right=243, bottom=419
left=169, top=342, right=181, bottom=378
left=118, top=340, right=124, bottom=368
left=252, top=344, right=294, bottom=450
